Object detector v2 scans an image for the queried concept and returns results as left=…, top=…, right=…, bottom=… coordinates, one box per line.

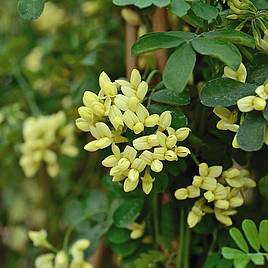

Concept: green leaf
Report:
left=249, top=254, right=265, bottom=265
left=148, top=103, right=188, bottom=129
left=134, top=250, right=167, bottom=268
left=182, top=9, right=205, bottom=28
left=258, top=175, right=268, bottom=201
left=114, top=198, right=144, bottom=228
left=248, top=63, right=268, bottom=85
left=200, top=78, right=257, bottom=107
left=191, top=38, right=241, bottom=70
left=132, top=32, right=185, bottom=55
left=110, top=240, right=139, bottom=257
left=263, top=105, right=268, bottom=122
left=107, top=225, right=130, bottom=244
left=217, top=259, right=233, bottom=268
left=229, top=227, right=249, bottom=252
left=242, top=219, right=260, bottom=252
left=222, top=247, right=245, bottom=259
left=113, top=0, right=170, bottom=7
left=237, top=112, right=266, bottom=152
left=259, top=220, right=268, bottom=252
left=163, top=42, right=196, bottom=93
left=202, top=30, right=255, bottom=49
left=170, top=0, right=190, bottom=17
left=17, top=0, right=45, bottom=20
left=167, top=31, right=196, bottom=40
left=233, top=255, right=250, bottom=268
left=191, top=2, right=219, bottom=20
left=153, top=0, right=171, bottom=7
left=203, top=253, right=221, bottom=268
left=150, top=88, right=190, bottom=106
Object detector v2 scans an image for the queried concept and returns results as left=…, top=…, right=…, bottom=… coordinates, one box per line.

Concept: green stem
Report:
left=177, top=209, right=185, bottom=268
left=190, top=153, right=200, bottom=166
left=13, top=62, right=40, bottom=116
left=146, top=69, right=159, bottom=85
left=62, top=208, right=106, bottom=251
left=183, top=227, right=190, bottom=268
left=152, top=192, right=160, bottom=246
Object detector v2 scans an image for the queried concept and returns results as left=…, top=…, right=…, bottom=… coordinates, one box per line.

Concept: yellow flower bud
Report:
left=175, top=127, right=191, bottom=141
left=124, top=177, right=139, bottom=192
left=201, top=177, right=217, bottom=191
left=133, top=122, right=144, bottom=134
left=175, top=188, right=188, bottom=200
left=141, top=170, right=155, bottom=194
left=175, top=146, right=191, bottom=157
left=215, top=209, right=232, bottom=226
left=145, top=114, right=159, bottom=127
left=165, top=150, right=178, bottom=161
left=166, top=135, right=177, bottom=149
left=136, top=81, right=148, bottom=101
left=237, top=96, right=255, bottom=112
left=187, top=210, right=201, bottom=228
left=204, top=191, right=215, bottom=202
left=75, top=118, right=91, bottom=132
left=214, top=200, right=229, bottom=209
left=35, top=254, right=54, bottom=268
left=128, top=169, right=139, bottom=182
left=255, top=85, right=268, bottom=99
left=192, top=176, right=203, bottom=187
left=55, top=251, right=69, bottom=268
left=229, top=196, right=244, bottom=207
left=199, top=163, right=209, bottom=177
left=187, top=185, right=200, bottom=198
left=151, top=159, right=163, bottom=173
left=223, top=63, right=247, bottom=83
left=232, top=134, right=240, bottom=149
left=153, top=147, right=166, bottom=161
left=253, top=96, right=266, bottom=111
left=28, top=229, right=48, bottom=247
left=158, top=111, right=172, bottom=130
left=130, top=69, right=142, bottom=89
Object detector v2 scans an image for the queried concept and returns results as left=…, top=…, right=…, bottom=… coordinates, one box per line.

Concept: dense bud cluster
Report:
left=175, top=163, right=256, bottom=228
left=20, top=112, right=78, bottom=178
left=76, top=69, right=191, bottom=194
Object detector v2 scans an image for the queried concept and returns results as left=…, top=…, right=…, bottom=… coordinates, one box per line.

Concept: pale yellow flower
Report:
left=128, top=222, right=145, bottom=239
left=28, top=229, right=48, bottom=247
left=84, top=123, right=113, bottom=152
left=223, top=62, right=247, bottom=83
left=35, top=253, right=54, bottom=268
left=141, top=169, right=155, bottom=194
left=55, top=250, right=69, bottom=268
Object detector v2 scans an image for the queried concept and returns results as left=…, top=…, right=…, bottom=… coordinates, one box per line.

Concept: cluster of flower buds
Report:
left=237, top=81, right=268, bottom=113
left=227, top=0, right=257, bottom=18
left=76, top=69, right=191, bottom=194
left=226, top=0, right=268, bottom=52
left=20, top=111, right=78, bottom=178
left=29, top=230, right=93, bottom=268
left=175, top=163, right=256, bottom=228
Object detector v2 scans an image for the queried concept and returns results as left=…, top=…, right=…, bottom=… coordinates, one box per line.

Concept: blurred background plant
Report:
left=0, top=0, right=124, bottom=267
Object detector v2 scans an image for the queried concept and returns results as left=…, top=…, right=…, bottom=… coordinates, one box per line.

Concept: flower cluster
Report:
left=175, top=163, right=256, bottom=228
left=20, top=111, right=78, bottom=178
left=29, top=230, right=93, bottom=268
left=76, top=69, right=191, bottom=194
left=237, top=82, right=268, bottom=113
